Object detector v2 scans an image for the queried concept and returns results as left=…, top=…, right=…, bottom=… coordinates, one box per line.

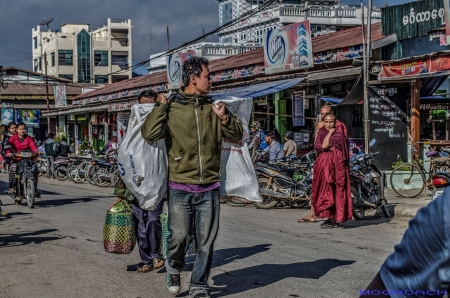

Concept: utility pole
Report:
left=44, top=52, right=51, bottom=134
left=364, top=0, right=373, bottom=154
left=166, top=24, right=170, bottom=51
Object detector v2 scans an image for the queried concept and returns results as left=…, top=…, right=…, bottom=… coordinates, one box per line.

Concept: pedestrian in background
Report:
left=130, top=90, right=164, bottom=273
left=311, top=113, right=352, bottom=228
left=298, top=105, right=348, bottom=223
left=44, top=133, right=57, bottom=179
left=248, top=120, right=263, bottom=162
left=141, top=56, right=243, bottom=298
left=263, top=131, right=283, bottom=162
left=283, top=131, right=297, bottom=157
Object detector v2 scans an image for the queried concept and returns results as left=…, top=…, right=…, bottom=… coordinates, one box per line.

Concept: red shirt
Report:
left=7, top=134, right=38, bottom=156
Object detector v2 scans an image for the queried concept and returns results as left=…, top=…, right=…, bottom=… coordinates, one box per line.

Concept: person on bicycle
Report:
left=2, top=122, right=17, bottom=173
left=5, top=122, right=40, bottom=201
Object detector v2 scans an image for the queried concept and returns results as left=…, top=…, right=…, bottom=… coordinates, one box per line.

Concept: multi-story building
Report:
left=32, top=18, right=132, bottom=84
left=216, top=0, right=381, bottom=43
left=147, top=42, right=262, bottom=73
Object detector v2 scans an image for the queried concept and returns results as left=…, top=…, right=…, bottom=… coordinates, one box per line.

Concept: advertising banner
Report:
left=167, top=50, right=195, bottom=90
left=292, top=91, right=305, bottom=127
left=54, top=85, right=67, bottom=108
left=16, top=110, right=40, bottom=128
left=1, top=109, right=14, bottom=126
left=117, top=112, right=130, bottom=144
left=379, top=54, right=450, bottom=79
left=263, top=21, right=313, bottom=74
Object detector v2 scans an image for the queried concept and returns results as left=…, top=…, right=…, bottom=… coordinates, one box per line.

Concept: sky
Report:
left=0, top=0, right=409, bottom=76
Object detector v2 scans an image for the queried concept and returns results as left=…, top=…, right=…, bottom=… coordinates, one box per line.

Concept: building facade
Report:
left=32, top=18, right=132, bottom=84
left=147, top=42, right=262, bottom=73
left=216, top=0, right=381, bottom=43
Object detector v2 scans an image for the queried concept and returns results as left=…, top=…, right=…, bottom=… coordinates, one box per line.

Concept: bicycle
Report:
left=390, top=142, right=448, bottom=198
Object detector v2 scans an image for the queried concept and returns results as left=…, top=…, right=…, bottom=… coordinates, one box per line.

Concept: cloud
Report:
left=0, top=0, right=219, bottom=73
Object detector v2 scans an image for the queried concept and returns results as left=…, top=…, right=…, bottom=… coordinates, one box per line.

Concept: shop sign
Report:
left=382, top=0, right=445, bottom=40
left=108, top=100, right=137, bottom=112
left=167, top=50, right=195, bottom=90
left=314, top=46, right=362, bottom=64
left=292, top=91, right=305, bottom=127
left=54, top=85, right=67, bottom=108
left=420, top=103, right=450, bottom=110
left=1, top=109, right=14, bottom=125
left=379, top=54, right=450, bottom=79
left=211, top=64, right=265, bottom=82
left=16, top=110, right=40, bottom=128
left=117, top=112, right=130, bottom=144
left=264, top=21, right=313, bottom=74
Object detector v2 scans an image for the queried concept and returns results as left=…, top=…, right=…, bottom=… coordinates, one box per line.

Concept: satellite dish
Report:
left=39, top=17, right=54, bottom=31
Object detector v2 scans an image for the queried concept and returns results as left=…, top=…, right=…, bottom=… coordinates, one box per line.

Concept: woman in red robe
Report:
left=311, top=113, right=352, bottom=228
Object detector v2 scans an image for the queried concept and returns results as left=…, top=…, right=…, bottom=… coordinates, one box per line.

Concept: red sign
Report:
left=379, top=54, right=450, bottom=79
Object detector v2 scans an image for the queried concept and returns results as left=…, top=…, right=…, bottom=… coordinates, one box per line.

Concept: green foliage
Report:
left=392, top=158, right=423, bottom=171
left=54, top=132, right=69, bottom=144
left=79, top=140, right=93, bottom=151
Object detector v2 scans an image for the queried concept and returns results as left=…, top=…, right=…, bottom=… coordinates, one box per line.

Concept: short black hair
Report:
left=182, top=56, right=209, bottom=87
left=138, top=90, right=157, bottom=103
left=48, top=133, right=54, bottom=138
left=265, top=131, right=274, bottom=139
left=17, top=122, right=26, bottom=129
left=6, top=122, right=16, bottom=130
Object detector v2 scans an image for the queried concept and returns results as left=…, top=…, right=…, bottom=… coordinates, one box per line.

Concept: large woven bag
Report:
left=103, top=198, right=136, bottom=254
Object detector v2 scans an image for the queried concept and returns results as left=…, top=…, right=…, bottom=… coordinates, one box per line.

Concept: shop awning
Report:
left=321, top=97, right=343, bottom=104
left=211, top=78, right=304, bottom=99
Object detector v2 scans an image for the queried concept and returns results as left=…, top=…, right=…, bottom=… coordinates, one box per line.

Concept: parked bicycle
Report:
left=390, top=142, right=449, bottom=198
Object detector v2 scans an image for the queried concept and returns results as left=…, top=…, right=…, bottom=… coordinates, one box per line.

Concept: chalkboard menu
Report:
left=368, top=84, right=408, bottom=170
left=292, top=91, right=305, bottom=127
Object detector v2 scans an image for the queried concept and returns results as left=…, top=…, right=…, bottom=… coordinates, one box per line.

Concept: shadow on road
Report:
left=34, top=197, right=99, bottom=208
left=184, top=244, right=272, bottom=272
left=340, top=217, right=391, bottom=229
left=0, top=228, right=62, bottom=248
left=210, top=258, right=355, bottom=297
left=0, top=211, right=34, bottom=219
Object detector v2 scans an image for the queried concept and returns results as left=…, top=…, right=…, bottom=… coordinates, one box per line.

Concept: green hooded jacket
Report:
left=141, top=89, right=243, bottom=185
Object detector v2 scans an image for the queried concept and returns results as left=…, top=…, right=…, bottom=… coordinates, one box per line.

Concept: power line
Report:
left=69, top=0, right=277, bottom=85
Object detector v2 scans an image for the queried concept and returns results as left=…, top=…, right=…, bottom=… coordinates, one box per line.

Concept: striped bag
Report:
left=103, top=198, right=136, bottom=254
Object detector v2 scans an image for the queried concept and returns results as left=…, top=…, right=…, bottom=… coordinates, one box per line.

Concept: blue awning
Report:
left=321, top=97, right=343, bottom=104
left=211, top=78, right=304, bottom=99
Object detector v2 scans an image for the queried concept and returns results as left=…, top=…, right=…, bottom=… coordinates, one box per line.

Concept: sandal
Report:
left=153, top=258, right=165, bottom=269
left=297, top=218, right=316, bottom=223
left=320, top=221, right=339, bottom=228
left=137, top=264, right=153, bottom=273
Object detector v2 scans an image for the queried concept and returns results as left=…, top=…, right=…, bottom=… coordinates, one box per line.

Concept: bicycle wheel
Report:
left=390, top=163, right=426, bottom=198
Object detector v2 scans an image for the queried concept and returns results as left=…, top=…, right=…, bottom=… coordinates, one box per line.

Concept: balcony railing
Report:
left=280, top=5, right=381, bottom=19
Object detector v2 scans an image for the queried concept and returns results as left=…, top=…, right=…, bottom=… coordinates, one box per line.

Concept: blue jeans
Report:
left=165, top=188, right=220, bottom=295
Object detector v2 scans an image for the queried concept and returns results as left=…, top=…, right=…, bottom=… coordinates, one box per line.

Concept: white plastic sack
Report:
left=117, top=103, right=168, bottom=210
left=215, top=97, right=261, bottom=202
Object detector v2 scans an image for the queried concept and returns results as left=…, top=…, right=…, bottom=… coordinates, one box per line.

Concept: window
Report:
left=33, top=58, right=39, bottom=72
left=33, top=37, right=37, bottom=49
left=38, top=57, right=42, bottom=71
left=94, top=51, right=108, bottom=66
left=77, top=29, right=91, bottom=82
left=51, top=52, right=55, bottom=67
left=95, top=75, right=107, bottom=83
left=58, top=74, right=73, bottom=80
left=58, top=50, right=73, bottom=65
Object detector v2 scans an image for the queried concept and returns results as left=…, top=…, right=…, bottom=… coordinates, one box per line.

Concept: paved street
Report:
left=0, top=173, right=413, bottom=298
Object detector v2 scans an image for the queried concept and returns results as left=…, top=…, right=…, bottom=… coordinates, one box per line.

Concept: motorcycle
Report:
left=254, top=151, right=315, bottom=209
left=349, top=139, right=391, bottom=219
left=431, top=171, right=450, bottom=200
left=8, top=151, right=39, bottom=208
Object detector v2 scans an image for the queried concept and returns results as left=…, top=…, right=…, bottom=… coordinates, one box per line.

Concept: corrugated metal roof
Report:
left=72, top=71, right=167, bottom=100
left=73, top=24, right=381, bottom=101
left=313, top=23, right=384, bottom=53
left=0, top=82, right=89, bottom=95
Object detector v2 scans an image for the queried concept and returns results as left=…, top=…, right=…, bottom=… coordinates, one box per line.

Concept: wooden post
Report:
left=410, top=79, right=421, bottom=151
